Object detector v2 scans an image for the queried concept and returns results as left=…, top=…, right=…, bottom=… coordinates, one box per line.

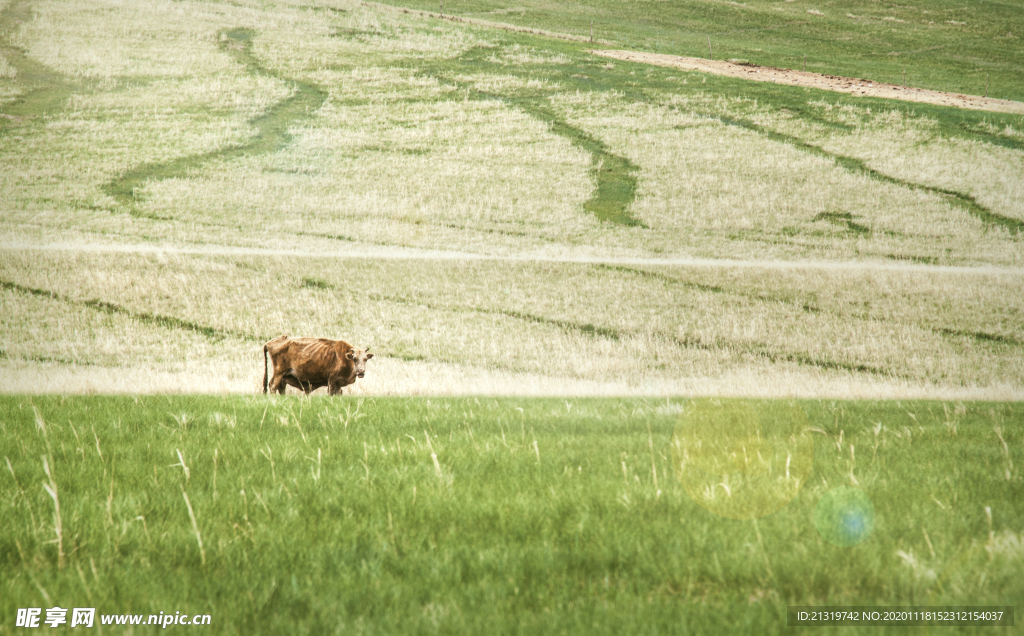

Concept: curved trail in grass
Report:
left=102, top=28, right=328, bottom=215
left=712, top=115, right=1024, bottom=236
left=411, top=46, right=644, bottom=228
left=517, top=99, right=643, bottom=228
left=0, top=1, right=88, bottom=121
left=456, top=88, right=644, bottom=227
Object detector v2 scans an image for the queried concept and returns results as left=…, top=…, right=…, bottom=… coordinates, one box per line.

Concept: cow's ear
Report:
left=366, top=353, right=374, bottom=360
left=345, top=351, right=355, bottom=360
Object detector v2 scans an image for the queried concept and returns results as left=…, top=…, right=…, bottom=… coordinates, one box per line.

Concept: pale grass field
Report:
left=824, top=132, right=1024, bottom=224
left=684, top=94, right=1024, bottom=227
left=1, top=0, right=1022, bottom=397
left=2, top=0, right=1021, bottom=264
left=0, top=54, right=13, bottom=78
left=7, top=355, right=1008, bottom=400
left=0, top=250, right=1020, bottom=398
left=138, top=97, right=599, bottom=253
left=11, top=0, right=319, bottom=80
left=0, top=0, right=22, bottom=105
left=553, top=91, right=1018, bottom=264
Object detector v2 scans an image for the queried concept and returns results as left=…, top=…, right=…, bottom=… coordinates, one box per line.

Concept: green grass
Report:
left=2, top=396, right=1021, bottom=634
left=488, top=93, right=644, bottom=227
left=375, top=0, right=1024, bottom=103
left=1, top=2, right=1022, bottom=633
left=101, top=27, right=329, bottom=217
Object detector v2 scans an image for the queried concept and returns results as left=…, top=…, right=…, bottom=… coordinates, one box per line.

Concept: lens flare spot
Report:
left=672, top=399, right=813, bottom=519
left=814, top=486, right=875, bottom=547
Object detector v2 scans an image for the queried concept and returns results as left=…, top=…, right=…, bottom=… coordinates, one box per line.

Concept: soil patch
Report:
left=592, top=50, right=1024, bottom=115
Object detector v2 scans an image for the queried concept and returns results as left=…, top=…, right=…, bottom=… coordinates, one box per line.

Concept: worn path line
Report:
left=709, top=115, right=1024, bottom=236
left=592, top=50, right=1024, bottom=115
left=3, top=242, right=1022, bottom=276
left=102, top=28, right=328, bottom=215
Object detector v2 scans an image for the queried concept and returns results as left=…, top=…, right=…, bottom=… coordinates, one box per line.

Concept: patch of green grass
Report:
left=813, top=211, right=873, bottom=237
left=1, top=396, right=1021, bottom=633
left=406, top=45, right=644, bottom=226
left=300, top=277, right=333, bottom=290
left=0, top=1, right=83, bottom=118
left=375, top=0, right=1024, bottom=103
left=101, top=27, right=328, bottom=214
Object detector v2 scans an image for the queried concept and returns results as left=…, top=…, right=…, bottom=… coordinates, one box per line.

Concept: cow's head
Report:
left=345, top=347, right=374, bottom=379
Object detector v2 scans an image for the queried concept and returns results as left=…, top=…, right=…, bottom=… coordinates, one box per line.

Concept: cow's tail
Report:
left=263, top=344, right=269, bottom=394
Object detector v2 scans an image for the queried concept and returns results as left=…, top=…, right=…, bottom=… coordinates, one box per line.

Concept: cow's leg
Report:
left=269, top=372, right=288, bottom=394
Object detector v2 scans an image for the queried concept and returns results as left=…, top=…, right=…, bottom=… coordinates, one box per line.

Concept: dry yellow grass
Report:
left=3, top=0, right=1020, bottom=266
left=0, top=54, right=14, bottom=79
left=1, top=0, right=1021, bottom=398
left=823, top=132, right=1024, bottom=224
left=137, top=97, right=597, bottom=253
left=1, top=250, right=1020, bottom=398
left=741, top=100, right=1024, bottom=227
left=557, top=91, right=1021, bottom=265
left=14, top=1, right=223, bottom=78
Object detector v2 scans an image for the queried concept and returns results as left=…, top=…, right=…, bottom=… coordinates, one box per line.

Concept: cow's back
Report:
left=291, top=338, right=348, bottom=376
left=271, top=337, right=351, bottom=381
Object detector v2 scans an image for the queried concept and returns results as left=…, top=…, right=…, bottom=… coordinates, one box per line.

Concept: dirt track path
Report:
left=592, top=50, right=1024, bottom=115
left=363, top=2, right=1024, bottom=115
left=4, top=241, right=1022, bottom=276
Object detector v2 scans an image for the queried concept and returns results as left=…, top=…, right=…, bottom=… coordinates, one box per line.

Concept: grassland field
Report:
left=1, top=0, right=1023, bottom=632
left=2, top=396, right=1022, bottom=634
left=372, top=0, right=1024, bottom=105
left=0, top=0, right=1022, bottom=398
left=2, top=249, right=1024, bottom=399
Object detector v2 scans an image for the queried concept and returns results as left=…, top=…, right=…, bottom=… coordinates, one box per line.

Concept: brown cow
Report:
left=263, top=335, right=373, bottom=395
